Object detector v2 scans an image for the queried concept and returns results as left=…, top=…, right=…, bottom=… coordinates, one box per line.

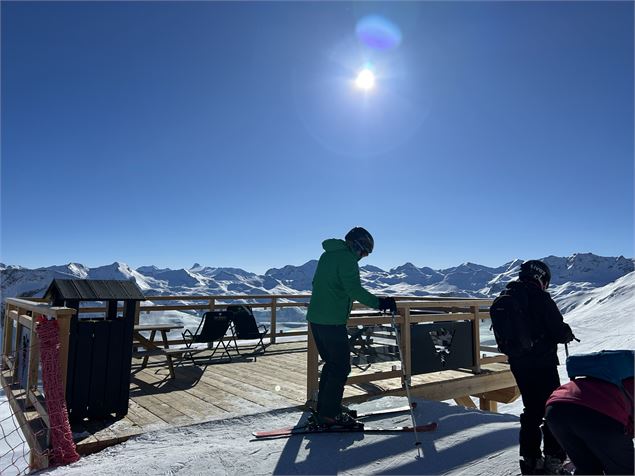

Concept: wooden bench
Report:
left=133, top=324, right=184, bottom=379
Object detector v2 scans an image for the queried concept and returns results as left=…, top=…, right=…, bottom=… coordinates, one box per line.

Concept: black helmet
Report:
left=519, top=260, right=551, bottom=289
left=345, top=227, right=374, bottom=257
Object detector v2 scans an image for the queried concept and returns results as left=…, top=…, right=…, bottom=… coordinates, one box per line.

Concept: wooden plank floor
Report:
left=71, top=340, right=514, bottom=455
left=72, top=341, right=309, bottom=454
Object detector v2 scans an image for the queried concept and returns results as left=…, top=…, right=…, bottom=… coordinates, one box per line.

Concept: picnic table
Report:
left=133, top=323, right=184, bottom=379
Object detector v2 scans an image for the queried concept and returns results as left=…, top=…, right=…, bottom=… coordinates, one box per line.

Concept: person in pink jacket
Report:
left=544, top=376, right=634, bottom=475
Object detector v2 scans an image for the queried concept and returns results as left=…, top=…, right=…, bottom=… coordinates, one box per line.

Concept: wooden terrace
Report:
left=2, top=294, right=519, bottom=470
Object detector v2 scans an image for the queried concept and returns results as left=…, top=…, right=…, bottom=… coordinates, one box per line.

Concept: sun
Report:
left=355, top=69, right=375, bottom=91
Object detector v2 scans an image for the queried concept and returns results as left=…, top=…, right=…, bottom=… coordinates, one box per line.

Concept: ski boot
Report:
left=543, top=455, right=570, bottom=475
left=332, top=411, right=363, bottom=429
left=306, top=411, right=363, bottom=431
left=340, top=404, right=357, bottom=419
left=520, top=456, right=544, bottom=475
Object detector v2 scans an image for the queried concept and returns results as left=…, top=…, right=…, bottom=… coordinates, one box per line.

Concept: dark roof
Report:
left=44, top=279, right=146, bottom=301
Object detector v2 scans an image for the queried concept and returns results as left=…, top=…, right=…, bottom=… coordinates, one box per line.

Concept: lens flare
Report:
left=355, top=15, right=402, bottom=50
left=355, top=69, right=375, bottom=90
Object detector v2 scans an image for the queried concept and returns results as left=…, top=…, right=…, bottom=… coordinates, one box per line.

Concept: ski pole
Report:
left=390, top=310, right=423, bottom=458
left=564, top=336, right=580, bottom=358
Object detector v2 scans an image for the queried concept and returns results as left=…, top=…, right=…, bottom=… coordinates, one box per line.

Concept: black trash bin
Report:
left=44, top=278, right=145, bottom=422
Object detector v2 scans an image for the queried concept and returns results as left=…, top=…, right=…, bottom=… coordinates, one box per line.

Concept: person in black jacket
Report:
left=505, top=260, right=576, bottom=475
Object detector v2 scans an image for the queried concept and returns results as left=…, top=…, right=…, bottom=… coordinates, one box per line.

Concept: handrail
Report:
left=306, top=298, right=504, bottom=405
left=144, top=294, right=311, bottom=301
left=4, top=298, right=76, bottom=317
left=60, top=293, right=313, bottom=346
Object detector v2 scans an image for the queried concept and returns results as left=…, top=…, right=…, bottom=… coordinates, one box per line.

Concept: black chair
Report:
left=180, top=310, right=234, bottom=365
left=226, top=305, right=270, bottom=358
left=348, top=325, right=374, bottom=372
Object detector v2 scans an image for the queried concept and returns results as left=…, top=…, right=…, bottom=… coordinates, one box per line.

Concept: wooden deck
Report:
left=72, top=340, right=515, bottom=455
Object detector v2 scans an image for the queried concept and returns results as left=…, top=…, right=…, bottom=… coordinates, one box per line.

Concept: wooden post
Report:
left=471, top=305, right=481, bottom=374
left=306, top=323, right=319, bottom=405
left=209, top=298, right=215, bottom=311
left=479, top=397, right=498, bottom=412
left=454, top=395, right=477, bottom=409
left=13, top=308, right=24, bottom=380
left=2, top=304, right=13, bottom=370
left=133, top=299, right=141, bottom=325
left=270, top=297, right=277, bottom=344
left=402, top=306, right=412, bottom=386
left=26, top=316, right=40, bottom=408
left=56, top=312, right=72, bottom=399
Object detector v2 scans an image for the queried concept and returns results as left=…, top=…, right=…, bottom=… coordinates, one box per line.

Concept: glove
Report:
left=378, top=297, right=397, bottom=314
left=561, top=324, right=576, bottom=344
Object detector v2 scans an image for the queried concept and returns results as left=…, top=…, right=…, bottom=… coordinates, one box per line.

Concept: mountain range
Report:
left=1, top=253, right=632, bottom=308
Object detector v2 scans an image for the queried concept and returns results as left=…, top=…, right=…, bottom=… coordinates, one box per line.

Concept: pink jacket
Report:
left=547, top=377, right=634, bottom=437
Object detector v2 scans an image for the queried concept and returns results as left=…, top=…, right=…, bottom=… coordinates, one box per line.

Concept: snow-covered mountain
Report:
left=1, top=254, right=632, bottom=307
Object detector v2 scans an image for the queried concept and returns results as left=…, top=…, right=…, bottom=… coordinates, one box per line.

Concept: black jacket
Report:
left=505, top=279, right=572, bottom=368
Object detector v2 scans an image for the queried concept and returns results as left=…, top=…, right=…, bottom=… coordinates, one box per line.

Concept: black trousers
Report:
left=511, top=363, right=565, bottom=459
left=310, top=322, right=351, bottom=418
left=545, top=403, right=634, bottom=475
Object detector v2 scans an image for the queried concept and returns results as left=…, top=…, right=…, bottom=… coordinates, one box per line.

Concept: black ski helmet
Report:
left=519, top=260, right=551, bottom=289
left=345, top=227, right=374, bottom=257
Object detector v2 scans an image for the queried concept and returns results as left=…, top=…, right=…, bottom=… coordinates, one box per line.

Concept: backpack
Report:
left=566, top=350, right=634, bottom=389
left=489, top=285, right=536, bottom=358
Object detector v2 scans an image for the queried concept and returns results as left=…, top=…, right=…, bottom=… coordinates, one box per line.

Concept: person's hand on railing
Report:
left=378, top=297, right=397, bottom=314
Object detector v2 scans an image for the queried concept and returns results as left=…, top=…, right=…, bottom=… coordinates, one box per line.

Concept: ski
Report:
left=253, top=421, right=436, bottom=439
left=345, top=402, right=416, bottom=419
left=252, top=404, right=419, bottom=439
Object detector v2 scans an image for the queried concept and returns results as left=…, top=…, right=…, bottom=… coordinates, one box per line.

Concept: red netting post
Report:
left=36, top=316, right=80, bottom=467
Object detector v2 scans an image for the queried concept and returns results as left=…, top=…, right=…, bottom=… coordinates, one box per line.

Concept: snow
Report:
left=36, top=271, right=634, bottom=476
left=41, top=397, right=523, bottom=476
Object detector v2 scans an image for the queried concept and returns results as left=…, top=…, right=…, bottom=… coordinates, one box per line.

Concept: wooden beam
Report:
left=270, top=297, right=277, bottom=345
left=2, top=305, right=14, bottom=370
left=400, top=369, right=516, bottom=402
left=480, top=355, right=508, bottom=365
left=473, top=385, right=520, bottom=404
left=26, top=321, right=40, bottom=406
left=470, top=306, right=481, bottom=373
left=28, top=389, right=50, bottom=428
left=346, top=370, right=402, bottom=386
left=398, top=300, right=493, bottom=308
left=18, top=313, right=34, bottom=328
left=5, top=298, right=75, bottom=318
left=410, top=313, right=475, bottom=323
left=454, top=395, right=477, bottom=408
left=479, top=398, right=498, bottom=412
left=144, top=293, right=312, bottom=301
left=0, top=372, right=49, bottom=471
left=402, top=308, right=412, bottom=385
left=342, top=367, right=517, bottom=406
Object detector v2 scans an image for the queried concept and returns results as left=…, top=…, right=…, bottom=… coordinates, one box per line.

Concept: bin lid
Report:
left=44, top=279, right=146, bottom=301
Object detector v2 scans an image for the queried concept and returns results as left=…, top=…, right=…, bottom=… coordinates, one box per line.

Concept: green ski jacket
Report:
left=306, top=239, right=380, bottom=325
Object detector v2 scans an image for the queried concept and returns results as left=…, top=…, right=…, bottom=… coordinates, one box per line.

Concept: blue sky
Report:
left=2, top=2, right=633, bottom=274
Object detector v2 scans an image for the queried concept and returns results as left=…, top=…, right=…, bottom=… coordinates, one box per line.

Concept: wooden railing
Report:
left=26, top=294, right=314, bottom=345
left=306, top=298, right=508, bottom=406
left=137, top=294, right=312, bottom=344
left=1, top=298, right=76, bottom=471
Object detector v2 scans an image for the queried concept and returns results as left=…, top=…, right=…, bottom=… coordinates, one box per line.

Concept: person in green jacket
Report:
left=306, top=227, right=397, bottom=427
